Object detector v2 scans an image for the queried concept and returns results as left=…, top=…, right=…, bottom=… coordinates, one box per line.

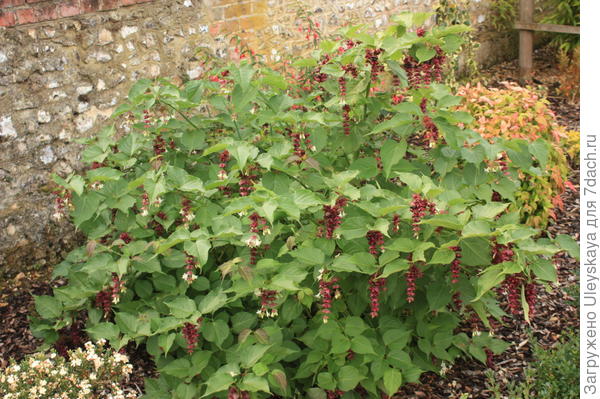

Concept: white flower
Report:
left=245, top=235, right=261, bottom=248
left=218, top=169, right=228, bottom=180
left=440, top=361, right=449, bottom=376
left=182, top=272, right=198, bottom=283
left=70, top=358, right=82, bottom=367
left=113, top=353, right=129, bottom=364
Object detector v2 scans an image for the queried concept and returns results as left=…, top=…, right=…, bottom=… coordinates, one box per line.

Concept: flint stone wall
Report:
left=0, top=0, right=509, bottom=275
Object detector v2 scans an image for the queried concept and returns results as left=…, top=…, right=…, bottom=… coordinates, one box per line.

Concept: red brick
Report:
left=80, top=0, right=100, bottom=13
left=0, top=0, right=26, bottom=8
left=99, top=0, right=120, bottom=10
left=0, top=10, right=16, bottom=27
left=59, top=0, right=82, bottom=18
left=16, top=7, right=36, bottom=24
left=35, top=3, right=59, bottom=22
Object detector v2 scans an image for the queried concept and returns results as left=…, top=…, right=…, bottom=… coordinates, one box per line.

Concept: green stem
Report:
left=278, top=168, right=311, bottom=190
left=232, top=118, right=242, bottom=140
left=363, top=73, right=372, bottom=117
left=160, top=100, right=200, bottom=130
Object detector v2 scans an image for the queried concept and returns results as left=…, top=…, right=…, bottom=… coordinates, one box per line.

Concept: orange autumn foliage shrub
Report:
left=456, top=82, right=573, bottom=228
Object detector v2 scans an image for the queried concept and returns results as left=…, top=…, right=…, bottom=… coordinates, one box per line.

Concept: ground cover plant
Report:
left=29, top=13, right=578, bottom=399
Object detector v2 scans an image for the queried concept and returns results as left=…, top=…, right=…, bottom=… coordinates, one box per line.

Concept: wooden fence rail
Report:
left=516, top=0, right=580, bottom=80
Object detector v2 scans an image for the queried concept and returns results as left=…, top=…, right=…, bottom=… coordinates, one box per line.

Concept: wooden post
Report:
left=519, top=0, right=534, bottom=81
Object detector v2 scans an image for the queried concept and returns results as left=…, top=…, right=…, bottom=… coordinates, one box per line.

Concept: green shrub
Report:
left=31, top=13, right=577, bottom=398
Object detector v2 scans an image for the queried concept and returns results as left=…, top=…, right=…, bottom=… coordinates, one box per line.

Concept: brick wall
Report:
left=0, top=0, right=153, bottom=27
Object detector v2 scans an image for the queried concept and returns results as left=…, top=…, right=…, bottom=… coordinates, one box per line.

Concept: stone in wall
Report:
left=0, top=0, right=507, bottom=275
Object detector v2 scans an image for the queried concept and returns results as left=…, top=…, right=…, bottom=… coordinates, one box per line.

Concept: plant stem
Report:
left=160, top=100, right=200, bottom=130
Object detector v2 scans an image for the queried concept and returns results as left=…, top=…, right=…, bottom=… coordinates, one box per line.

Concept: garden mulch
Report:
left=0, top=47, right=579, bottom=399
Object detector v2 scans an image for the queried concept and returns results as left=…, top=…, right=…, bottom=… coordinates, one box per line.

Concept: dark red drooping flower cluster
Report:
left=491, top=242, right=514, bottom=264
left=317, top=271, right=340, bottom=323
left=258, top=289, right=278, bottom=318
left=143, top=109, right=152, bottom=128
left=503, top=273, right=523, bottom=315
left=403, top=45, right=446, bottom=89
left=341, top=63, right=359, bottom=78
left=366, top=230, right=385, bottom=257
left=119, top=232, right=133, bottom=244
left=392, top=213, right=400, bottom=233
left=449, top=246, right=462, bottom=284
left=95, top=289, right=112, bottom=317
left=406, top=261, right=423, bottom=303
left=228, top=386, right=250, bottom=399
left=410, top=194, right=437, bottom=236
left=111, top=273, right=125, bottom=304
left=218, top=150, right=230, bottom=180
left=140, top=192, right=150, bottom=216
left=342, top=104, right=351, bottom=136
left=239, top=169, right=258, bottom=197
left=391, top=94, right=405, bottom=105
left=525, top=282, right=537, bottom=317
left=422, top=115, right=439, bottom=147
left=485, top=348, right=495, bottom=368
left=338, top=76, right=347, bottom=97
left=288, top=129, right=313, bottom=161
left=374, top=149, right=383, bottom=171
left=346, top=349, right=355, bottom=360
left=149, top=219, right=166, bottom=237
left=183, top=253, right=197, bottom=283
left=326, top=390, right=344, bottom=399
left=153, top=134, right=166, bottom=156
left=52, top=189, right=72, bottom=221
left=182, top=320, right=200, bottom=354
left=290, top=130, right=306, bottom=160
left=368, top=273, right=387, bottom=318
left=365, top=48, right=384, bottom=82
left=179, top=198, right=194, bottom=224
left=452, top=291, right=463, bottom=311
left=319, top=196, right=348, bottom=239
left=249, top=212, right=269, bottom=234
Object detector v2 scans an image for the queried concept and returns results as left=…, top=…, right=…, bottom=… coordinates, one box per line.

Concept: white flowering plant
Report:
left=0, top=340, right=137, bottom=399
